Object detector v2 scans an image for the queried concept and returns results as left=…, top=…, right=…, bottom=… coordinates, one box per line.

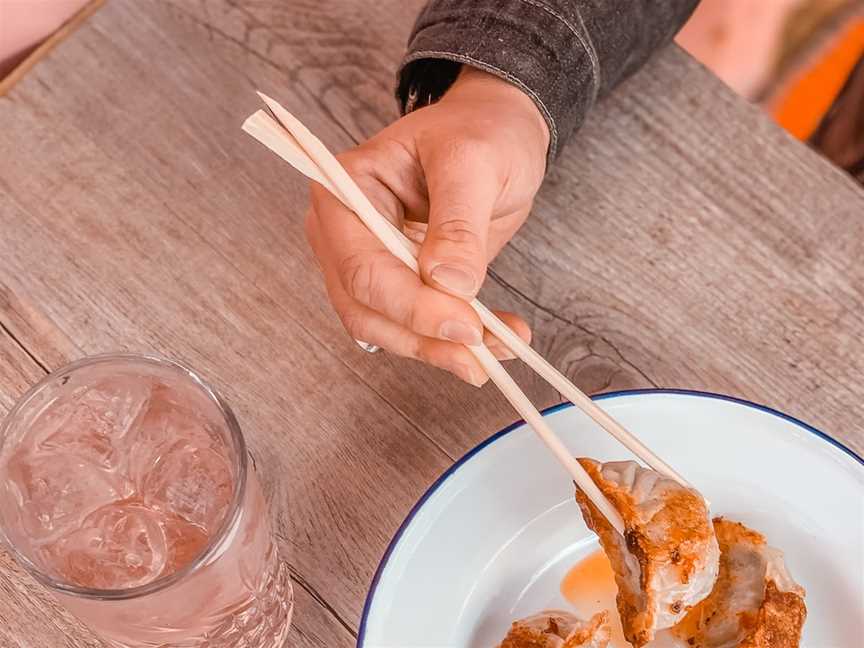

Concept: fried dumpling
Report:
left=671, top=517, right=806, bottom=647
left=498, top=609, right=611, bottom=648
left=574, top=459, right=720, bottom=647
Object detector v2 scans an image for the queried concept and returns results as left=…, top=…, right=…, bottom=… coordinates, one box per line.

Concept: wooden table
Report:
left=0, top=1, right=862, bottom=646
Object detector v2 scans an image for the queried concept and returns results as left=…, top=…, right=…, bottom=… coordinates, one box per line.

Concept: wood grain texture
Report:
left=0, top=2, right=448, bottom=639
left=0, top=286, right=357, bottom=640
left=0, top=0, right=862, bottom=646
left=161, top=0, right=864, bottom=453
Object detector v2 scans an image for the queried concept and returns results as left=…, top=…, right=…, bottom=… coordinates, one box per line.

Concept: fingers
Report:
left=350, top=308, right=489, bottom=387
left=310, top=229, right=490, bottom=386
left=417, top=137, right=499, bottom=299
left=308, top=178, right=485, bottom=346
left=403, top=220, right=427, bottom=246
left=305, top=142, right=531, bottom=386
left=483, top=311, right=532, bottom=361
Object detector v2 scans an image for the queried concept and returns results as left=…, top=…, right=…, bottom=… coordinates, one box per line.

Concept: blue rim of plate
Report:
left=356, top=388, right=864, bottom=646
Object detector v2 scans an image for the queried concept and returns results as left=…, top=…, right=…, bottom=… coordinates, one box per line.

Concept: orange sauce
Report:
left=560, top=549, right=616, bottom=603
left=561, top=549, right=628, bottom=647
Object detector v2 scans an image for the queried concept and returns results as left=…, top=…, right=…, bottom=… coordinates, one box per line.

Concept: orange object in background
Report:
left=771, top=19, right=864, bottom=140
left=679, top=1, right=864, bottom=182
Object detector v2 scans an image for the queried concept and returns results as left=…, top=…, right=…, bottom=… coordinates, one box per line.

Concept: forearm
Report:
left=397, top=0, right=699, bottom=160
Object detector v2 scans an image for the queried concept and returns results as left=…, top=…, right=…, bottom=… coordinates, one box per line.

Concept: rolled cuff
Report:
left=396, top=0, right=599, bottom=161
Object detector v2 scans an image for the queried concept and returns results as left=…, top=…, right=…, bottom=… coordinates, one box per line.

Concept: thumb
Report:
left=418, top=142, right=499, bottom=300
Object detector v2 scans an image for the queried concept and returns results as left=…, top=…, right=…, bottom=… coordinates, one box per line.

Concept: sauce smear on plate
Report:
left=561, top=549, right=628, bottom=647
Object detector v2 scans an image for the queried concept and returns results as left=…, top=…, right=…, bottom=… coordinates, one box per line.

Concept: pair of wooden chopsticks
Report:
left=243, top=93, right=693, bottom=535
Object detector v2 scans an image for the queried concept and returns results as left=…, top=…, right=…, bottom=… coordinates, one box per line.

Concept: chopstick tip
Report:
left=256, top=91, right=284, bottom=118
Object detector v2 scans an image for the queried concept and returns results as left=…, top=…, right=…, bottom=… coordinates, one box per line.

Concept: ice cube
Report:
left=126, top=400, right=174, bottom=488
left=45, top=502, right=168, bottom=589
left=126, top=393, right=221, bottom=490
left=144, top=443, right=232, bottom=531
left=4, top=448, right=127, bottom=543
left=39, top=378, right=151, bottom=470
left=162, top=513, right=210, bottom=574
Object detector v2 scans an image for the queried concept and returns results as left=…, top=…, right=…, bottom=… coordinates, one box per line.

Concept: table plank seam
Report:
left=0, top=320, right=49, bottom=375
left=290, top=567, right=358, bottom=638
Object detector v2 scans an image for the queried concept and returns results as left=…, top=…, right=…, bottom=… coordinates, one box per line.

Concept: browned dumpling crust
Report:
left=498, top=609, right=611, bottom=648
left=674, top=517, right=807, bottom=648
left=575, top=459, right=719, bottom=647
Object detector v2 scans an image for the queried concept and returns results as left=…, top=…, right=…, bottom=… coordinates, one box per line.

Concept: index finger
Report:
left=308, top=165, right=484, bottom=345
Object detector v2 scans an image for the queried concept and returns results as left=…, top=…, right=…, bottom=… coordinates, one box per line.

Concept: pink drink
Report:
left=0, top=355, right=293, bottom=647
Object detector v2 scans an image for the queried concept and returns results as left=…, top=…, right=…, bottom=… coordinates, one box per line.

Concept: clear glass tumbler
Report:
left=0, top=354, right=293, bottom=647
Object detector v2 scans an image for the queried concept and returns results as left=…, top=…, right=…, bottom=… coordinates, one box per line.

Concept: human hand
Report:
left=305, top=66, right=550, bottom=386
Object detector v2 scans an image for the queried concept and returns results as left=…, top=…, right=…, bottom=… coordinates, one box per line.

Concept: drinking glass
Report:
left=0, top=354, right=293, bottom=647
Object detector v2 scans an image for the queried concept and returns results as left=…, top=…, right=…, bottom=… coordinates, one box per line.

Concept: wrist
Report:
left=456, top=65, right=549, bottom=150
left=447, top=65, right=551, bottom=154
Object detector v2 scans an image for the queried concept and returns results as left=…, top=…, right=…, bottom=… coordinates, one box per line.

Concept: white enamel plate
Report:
left=358, top=390, right=864, bottom=648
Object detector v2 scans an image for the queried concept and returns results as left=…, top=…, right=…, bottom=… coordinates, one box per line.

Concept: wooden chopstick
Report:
left=244, top=105, right=626, bottom=535
left=246, top=102, right=692, bottom=491
left=245, top=95, right=692, bottom=534
left=243, top=102, right=625, bottom=534
left=471, top=301, right=693, bottom=489
left=244, top=99, right=691, bottom=490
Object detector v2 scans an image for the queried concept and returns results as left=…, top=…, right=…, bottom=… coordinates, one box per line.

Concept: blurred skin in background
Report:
left=676, top=0, right=802, bottom=98
left=678, top=0, right=863, bottom=101
left=679, top=0, right=864, bottom=180
left=0, top=0, right=88, bottom=76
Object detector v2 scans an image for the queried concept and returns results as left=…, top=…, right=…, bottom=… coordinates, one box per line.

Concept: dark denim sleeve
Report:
left=396, top=0, right=699, bottom=159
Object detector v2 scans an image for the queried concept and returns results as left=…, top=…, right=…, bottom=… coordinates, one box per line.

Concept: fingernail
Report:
left=453, top=363, right=487, bottom=388
left=440, top=320, right=483, bottom=345
left=430, top=264, right=477, bottom=296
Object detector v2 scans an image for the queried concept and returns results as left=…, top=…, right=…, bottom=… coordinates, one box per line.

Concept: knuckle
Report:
left=339, top=308, right=366, bottom=340
left=404, top=299, right=425, bottom=334
left=337, top=250, right=390, bottom=307
left=337, top=251, right=373, bottom=304
left=413, top=338, right=436, bottom=365
left=336, top=148, right=372, bottom=176
left=433, top=217, right=482, bottom=248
